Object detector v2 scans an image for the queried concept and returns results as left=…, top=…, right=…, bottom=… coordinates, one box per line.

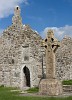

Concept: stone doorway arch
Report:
left=23, top=66, right=30, bottom=87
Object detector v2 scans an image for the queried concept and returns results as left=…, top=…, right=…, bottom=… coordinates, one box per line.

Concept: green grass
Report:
left=0, top=86, right=72, bottom=100
left=62, top=80, right=72, bottom=85
left=27, top=87, right=39, bottom=93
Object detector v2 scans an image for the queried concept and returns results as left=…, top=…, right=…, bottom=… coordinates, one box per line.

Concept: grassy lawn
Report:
left=27, top=87, right=39, bottom=93
left=0, top=86, right=72, bottom=100
left=62, top=80, right=72, bottom=85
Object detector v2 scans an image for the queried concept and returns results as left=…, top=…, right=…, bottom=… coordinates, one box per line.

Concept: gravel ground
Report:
left=19, top=92, right=72, bottom=97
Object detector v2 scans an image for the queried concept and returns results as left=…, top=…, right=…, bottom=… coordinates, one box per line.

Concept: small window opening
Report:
left=17, top=7, right=18, bottom=10
left=24, top=56, right=29, bottom=61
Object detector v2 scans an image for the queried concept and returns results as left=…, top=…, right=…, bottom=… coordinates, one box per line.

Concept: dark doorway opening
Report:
left=23, top=66, right=30, bottom=87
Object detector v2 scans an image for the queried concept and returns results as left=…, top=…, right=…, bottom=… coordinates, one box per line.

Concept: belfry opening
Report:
left=23, top=66, right=30, bottom=87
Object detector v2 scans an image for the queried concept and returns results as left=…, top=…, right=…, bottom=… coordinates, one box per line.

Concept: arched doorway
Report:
left=23, top=66, right=30, bottom=87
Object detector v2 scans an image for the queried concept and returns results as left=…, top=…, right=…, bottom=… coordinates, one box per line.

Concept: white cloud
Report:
left=0, top=0, right=29, bottom=18
left=40, top=25, right=72, bottom=40
left=23, top=0, right=29, bottom=5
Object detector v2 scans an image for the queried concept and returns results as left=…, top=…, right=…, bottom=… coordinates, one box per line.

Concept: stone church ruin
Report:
left=0, top=6, right=72, bottom=89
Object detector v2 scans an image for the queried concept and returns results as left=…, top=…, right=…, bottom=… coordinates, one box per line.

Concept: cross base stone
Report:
left=39, top=79, right=63, bottom=96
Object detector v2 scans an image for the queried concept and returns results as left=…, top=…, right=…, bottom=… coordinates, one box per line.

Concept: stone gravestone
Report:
left=39, top=29, right=63, bottom=95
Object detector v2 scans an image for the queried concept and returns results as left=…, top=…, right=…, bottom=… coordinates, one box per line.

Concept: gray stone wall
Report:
left=56, top=36, right=72, bottom=80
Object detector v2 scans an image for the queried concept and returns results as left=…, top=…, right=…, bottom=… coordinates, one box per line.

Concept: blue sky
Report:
left=0, top=0, right=72, bottom=40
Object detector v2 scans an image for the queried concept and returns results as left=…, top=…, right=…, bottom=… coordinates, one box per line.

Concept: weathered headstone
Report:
left=39, top=29, right=63, bottom=95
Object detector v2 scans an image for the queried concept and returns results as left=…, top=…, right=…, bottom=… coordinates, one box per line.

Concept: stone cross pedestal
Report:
left=39, top=29, right=63, bottom=96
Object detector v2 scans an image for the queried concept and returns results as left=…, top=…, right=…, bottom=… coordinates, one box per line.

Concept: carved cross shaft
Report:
left=44, top=30, right=60, bottom=79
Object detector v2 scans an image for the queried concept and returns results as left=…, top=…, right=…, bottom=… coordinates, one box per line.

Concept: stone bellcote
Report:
left=14, top=6, right=20, bottom=16
left=12, top=6, right=22, bottom=27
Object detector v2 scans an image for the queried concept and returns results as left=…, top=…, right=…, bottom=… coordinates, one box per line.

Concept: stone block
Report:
left=39, top=79, right=63, bottom=96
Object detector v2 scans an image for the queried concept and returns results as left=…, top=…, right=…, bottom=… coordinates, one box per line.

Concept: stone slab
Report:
left=39, top=79, right=63, bottom=96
